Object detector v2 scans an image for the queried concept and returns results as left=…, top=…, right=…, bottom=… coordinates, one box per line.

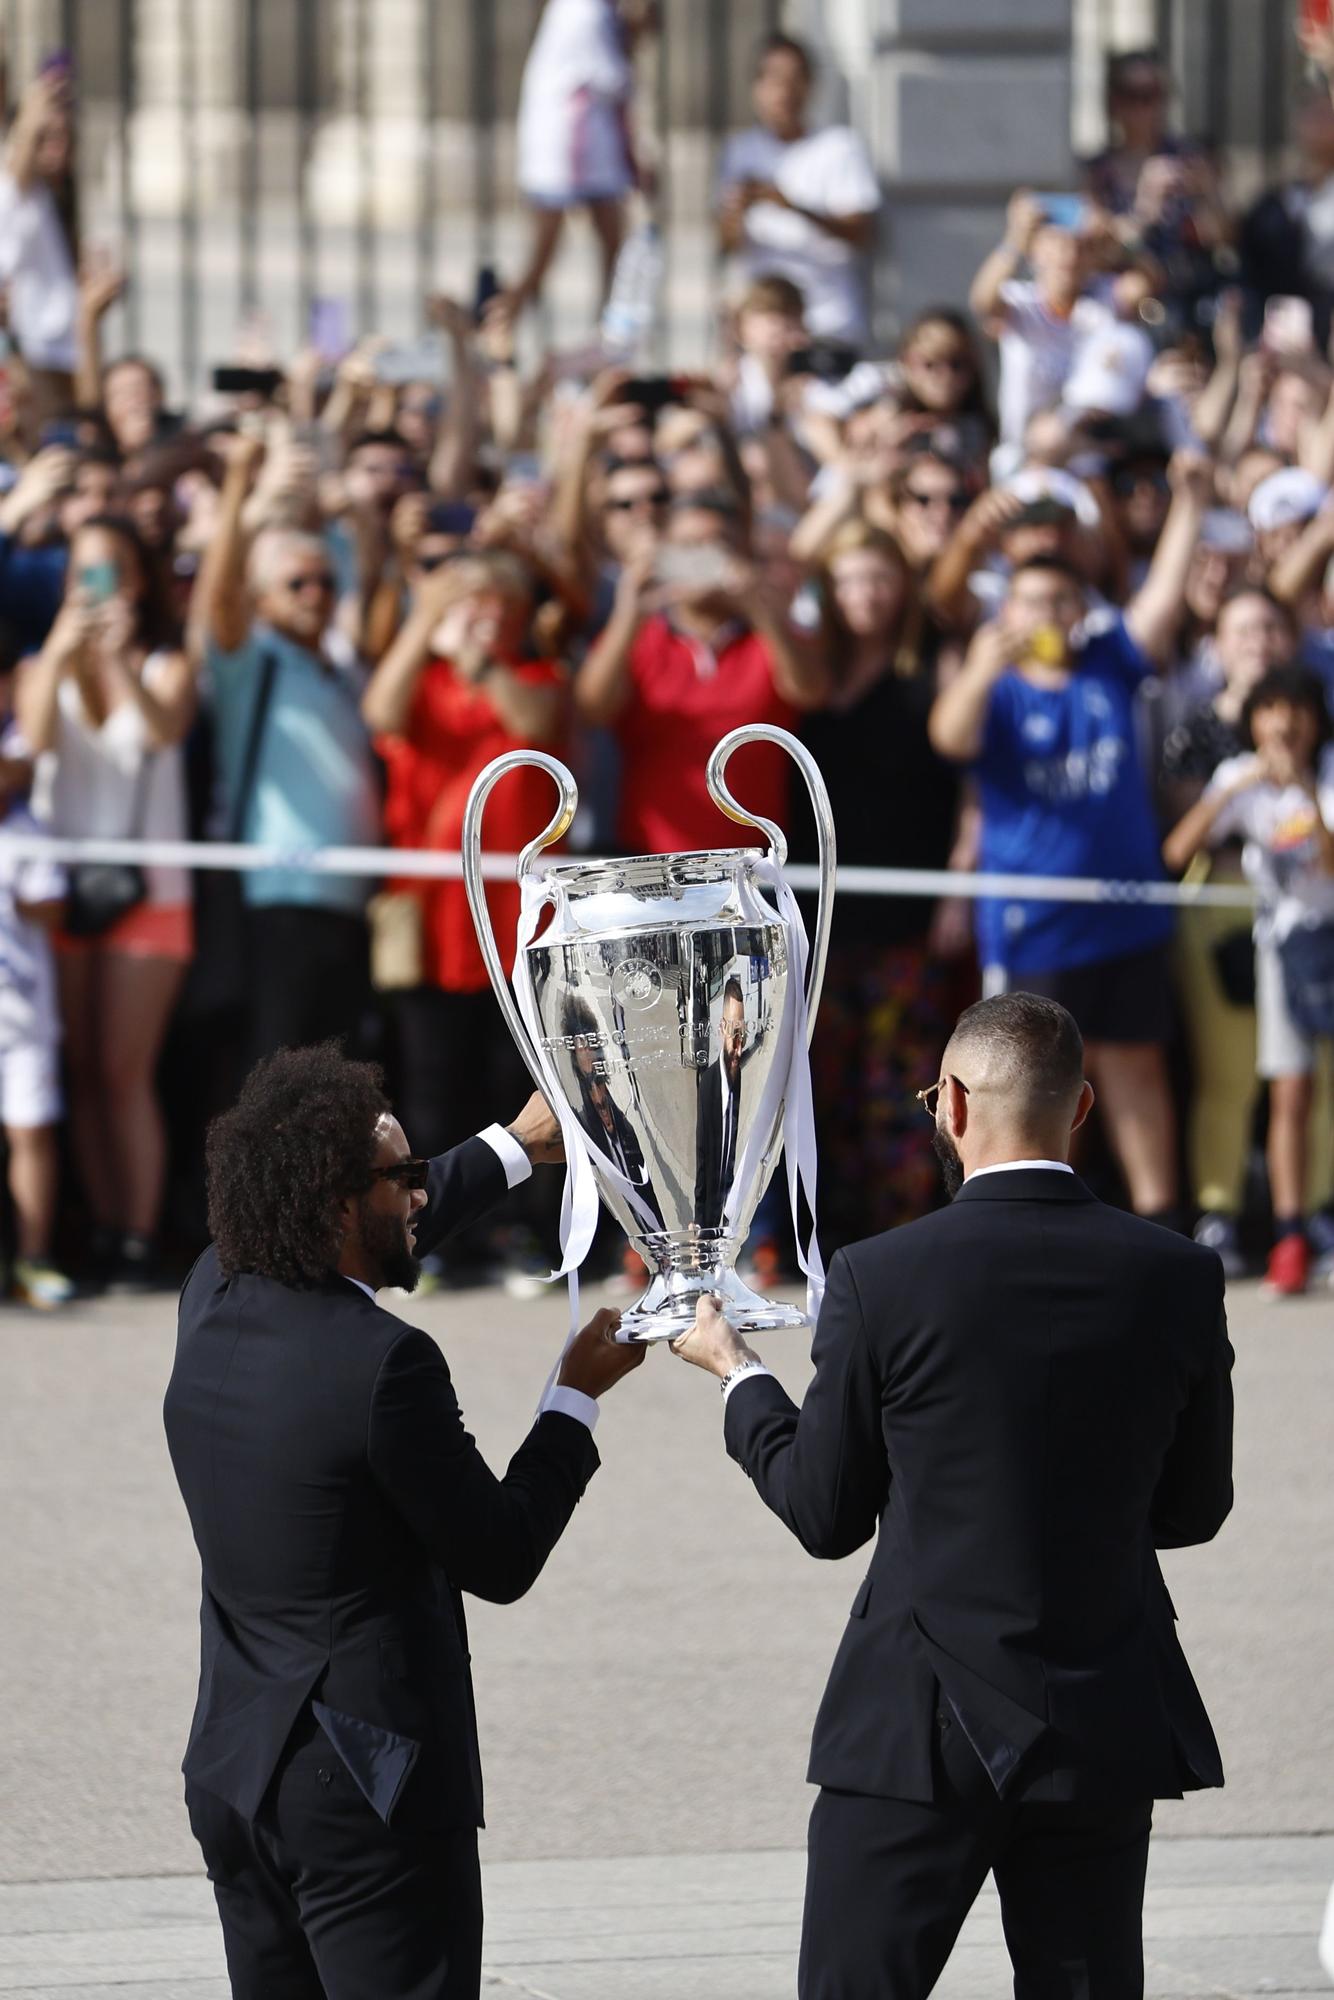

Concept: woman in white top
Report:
left=16, top=515, right=197, bottom=1288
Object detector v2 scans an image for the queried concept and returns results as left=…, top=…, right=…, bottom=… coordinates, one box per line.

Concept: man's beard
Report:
left=931, top=1123, right=965, bottom=1198
left=360, top=1205, right=420, bottom=1292
left=724, top=1050, right=742, bottom=1089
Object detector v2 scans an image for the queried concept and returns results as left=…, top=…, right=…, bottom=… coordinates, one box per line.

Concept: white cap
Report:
left=1004, top=465, right=1102, bottom=530
left=1247, top=466, right=1328, bottom=534
left=1063, top=319, right=1154, bottom=418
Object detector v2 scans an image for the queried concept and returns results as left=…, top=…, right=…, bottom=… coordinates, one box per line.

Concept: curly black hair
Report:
left=206, top=1043, right=391, bottom=1286
left=1241, top=663, right=1333, bottom=756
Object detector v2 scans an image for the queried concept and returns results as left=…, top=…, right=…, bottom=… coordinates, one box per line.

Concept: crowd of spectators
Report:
left=2, top=20, right=1334, bottom=1308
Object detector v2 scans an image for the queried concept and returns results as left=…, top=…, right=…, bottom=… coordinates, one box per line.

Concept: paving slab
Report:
left=1, top=1274, right=1330, bottom=1995
left=0, top=1840, right=1331, bottom=1996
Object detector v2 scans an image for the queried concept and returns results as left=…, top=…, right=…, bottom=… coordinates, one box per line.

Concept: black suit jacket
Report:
left=694, top=1058, right=741, bottom=1231
left=725, top=1170, right=1233, bottom=1807
left=163, top=1136, right=599, bottom=1834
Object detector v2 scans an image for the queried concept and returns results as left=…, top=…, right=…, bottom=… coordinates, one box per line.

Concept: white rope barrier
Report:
left=1, top=834, right=1259, bottom=910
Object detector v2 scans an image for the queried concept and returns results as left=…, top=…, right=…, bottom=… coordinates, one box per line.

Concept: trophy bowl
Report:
left=462, top=726, right=835, bottom=1343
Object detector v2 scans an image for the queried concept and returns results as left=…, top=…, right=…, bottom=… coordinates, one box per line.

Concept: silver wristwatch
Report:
left=719, top=1359, right=767, bottom=1397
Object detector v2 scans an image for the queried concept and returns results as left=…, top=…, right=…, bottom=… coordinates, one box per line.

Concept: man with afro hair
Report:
left=164, top=1041, right=643, bottom=1998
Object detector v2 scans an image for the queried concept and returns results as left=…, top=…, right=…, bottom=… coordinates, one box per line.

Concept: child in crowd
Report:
left=1164, top=664, right=1334, bottom=1296
left=727, top=273, right=808, bottom=436
left=0, top=677, right=74, bottom=1308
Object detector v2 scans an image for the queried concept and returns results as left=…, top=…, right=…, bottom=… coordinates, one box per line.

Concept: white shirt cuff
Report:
left=477, top=1123, right=533, bottom=1189
left=540, top=1383, right=600, bottom=1433
left=722, top=1364, right=775, bottom=1404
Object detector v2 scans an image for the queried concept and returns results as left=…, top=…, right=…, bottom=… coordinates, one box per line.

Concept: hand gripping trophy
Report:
left=462, top=724, right=836, bottom=1342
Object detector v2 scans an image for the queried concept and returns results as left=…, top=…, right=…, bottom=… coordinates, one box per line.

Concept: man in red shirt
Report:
left=575, top=490, right=828, bottom=854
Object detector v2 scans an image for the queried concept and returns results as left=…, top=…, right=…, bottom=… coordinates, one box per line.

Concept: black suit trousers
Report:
left=800, top=1711, right=1153, bottom=2000
left=187, top=1712, right=483, bottom=2000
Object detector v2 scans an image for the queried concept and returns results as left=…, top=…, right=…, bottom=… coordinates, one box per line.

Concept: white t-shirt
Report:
left=0, top=170, right=77, bottom=371
left=995, top=280, right=1117, bottom=447
left=30, top=653, right=191, bottom=908
left=516, top=0, right=635, bottom=204
left=0, top=799, right=64, bottom=1052
left=719, top=124, right=880, bottom=343
left=1204, top=747, right=1334, bottom=945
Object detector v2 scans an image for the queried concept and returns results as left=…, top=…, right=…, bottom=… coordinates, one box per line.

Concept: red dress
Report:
left=616, top=615, right=796, bottom=854
left=378, top=657, right=566, bottom=992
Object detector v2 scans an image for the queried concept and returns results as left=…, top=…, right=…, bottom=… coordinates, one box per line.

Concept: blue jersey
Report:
left=973, top=613, right=1174, bottom=975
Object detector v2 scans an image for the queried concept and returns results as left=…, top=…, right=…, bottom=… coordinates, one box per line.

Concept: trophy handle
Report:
left=706, top=724, right=836, bottom=1038
left=461, top=749, right=579, bottom=1095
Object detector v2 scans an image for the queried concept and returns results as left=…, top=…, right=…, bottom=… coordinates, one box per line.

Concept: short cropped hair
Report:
left=739, top=274, right=806, bottom=320
left=247, top=527, right=327, bottom=597
left=723, top=975, right=745, bottom=1008
left=206, top=1043, right=391, bottom=1286
left=756, top=31, right=815, bottom=80
left=947, top=993, right=1085, bottom=1104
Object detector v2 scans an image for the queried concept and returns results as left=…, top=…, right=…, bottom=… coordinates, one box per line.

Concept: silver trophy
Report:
left=462, top=725, right=835, bottom=1342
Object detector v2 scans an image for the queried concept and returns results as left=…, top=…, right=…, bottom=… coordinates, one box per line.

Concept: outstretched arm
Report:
left=1124, top=451, right=1211, bottom=665
left=672, top=1256, right=888, bottom=1561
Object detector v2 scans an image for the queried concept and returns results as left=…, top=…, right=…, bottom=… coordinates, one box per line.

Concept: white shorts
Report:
left=1256, top=937, right=1315, bottom=1079
left=0, top=1040, right=63, bottom=1129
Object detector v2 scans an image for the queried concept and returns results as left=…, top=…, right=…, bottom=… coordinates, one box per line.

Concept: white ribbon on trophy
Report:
left=719, top=855, right=826, bottom=1320
left=461, top=722, right=836, bottom=1397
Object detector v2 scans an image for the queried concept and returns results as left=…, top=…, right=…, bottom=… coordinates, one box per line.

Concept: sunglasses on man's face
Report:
left=903, top=486, right=970, bottom=513
left=915, top=1076, right=970, bottom=1119
left=283, top=571, right=337, bottom=596
left=415, top=550, right=461, bottom=573
left=373, top=1157, right=431, bottom=1192
left=606, top=492, right=670, bottom=513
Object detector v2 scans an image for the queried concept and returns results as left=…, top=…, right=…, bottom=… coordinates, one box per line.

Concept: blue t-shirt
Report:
left=972, top=613, right=1174, bottom=975
left=0, top=533, right=66, bottom=655
left=208, top=625, right=381, bottom=916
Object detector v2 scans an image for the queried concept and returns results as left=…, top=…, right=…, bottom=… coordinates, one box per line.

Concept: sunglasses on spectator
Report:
left=915, top=1076, right=970, bottom=1118
left=606, top=491, right=671, bottom=512
left=1112, top=468, right=1169, bottom=497
left=416, top=550, right=463, bottom=573
left=372, top=1157, right=431, bottom=1192
left=283, top=571, right=337, bottom=595
left=903, top=486, right=970, bottom=513
left=913, top=353, right=973, bottom=376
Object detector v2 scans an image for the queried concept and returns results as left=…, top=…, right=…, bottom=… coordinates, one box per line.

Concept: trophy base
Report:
left=615, top=1262, right=810, bottom=1345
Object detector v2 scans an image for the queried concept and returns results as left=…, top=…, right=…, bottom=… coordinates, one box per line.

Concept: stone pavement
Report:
left=1, top=1275, right=1330, bottom=1995
left=1, top=1840, right=1332, bottom=1996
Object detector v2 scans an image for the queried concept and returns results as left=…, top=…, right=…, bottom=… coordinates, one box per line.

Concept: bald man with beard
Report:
left=672, top=991, right=1234, bottom=2000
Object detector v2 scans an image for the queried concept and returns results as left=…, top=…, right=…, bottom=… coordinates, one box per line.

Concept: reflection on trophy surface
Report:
left=694, top=976, right=748, bottom=1231
left=463, top=724, right=836, bottom=1342
left=562, top=992, right=663, bottom=1227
